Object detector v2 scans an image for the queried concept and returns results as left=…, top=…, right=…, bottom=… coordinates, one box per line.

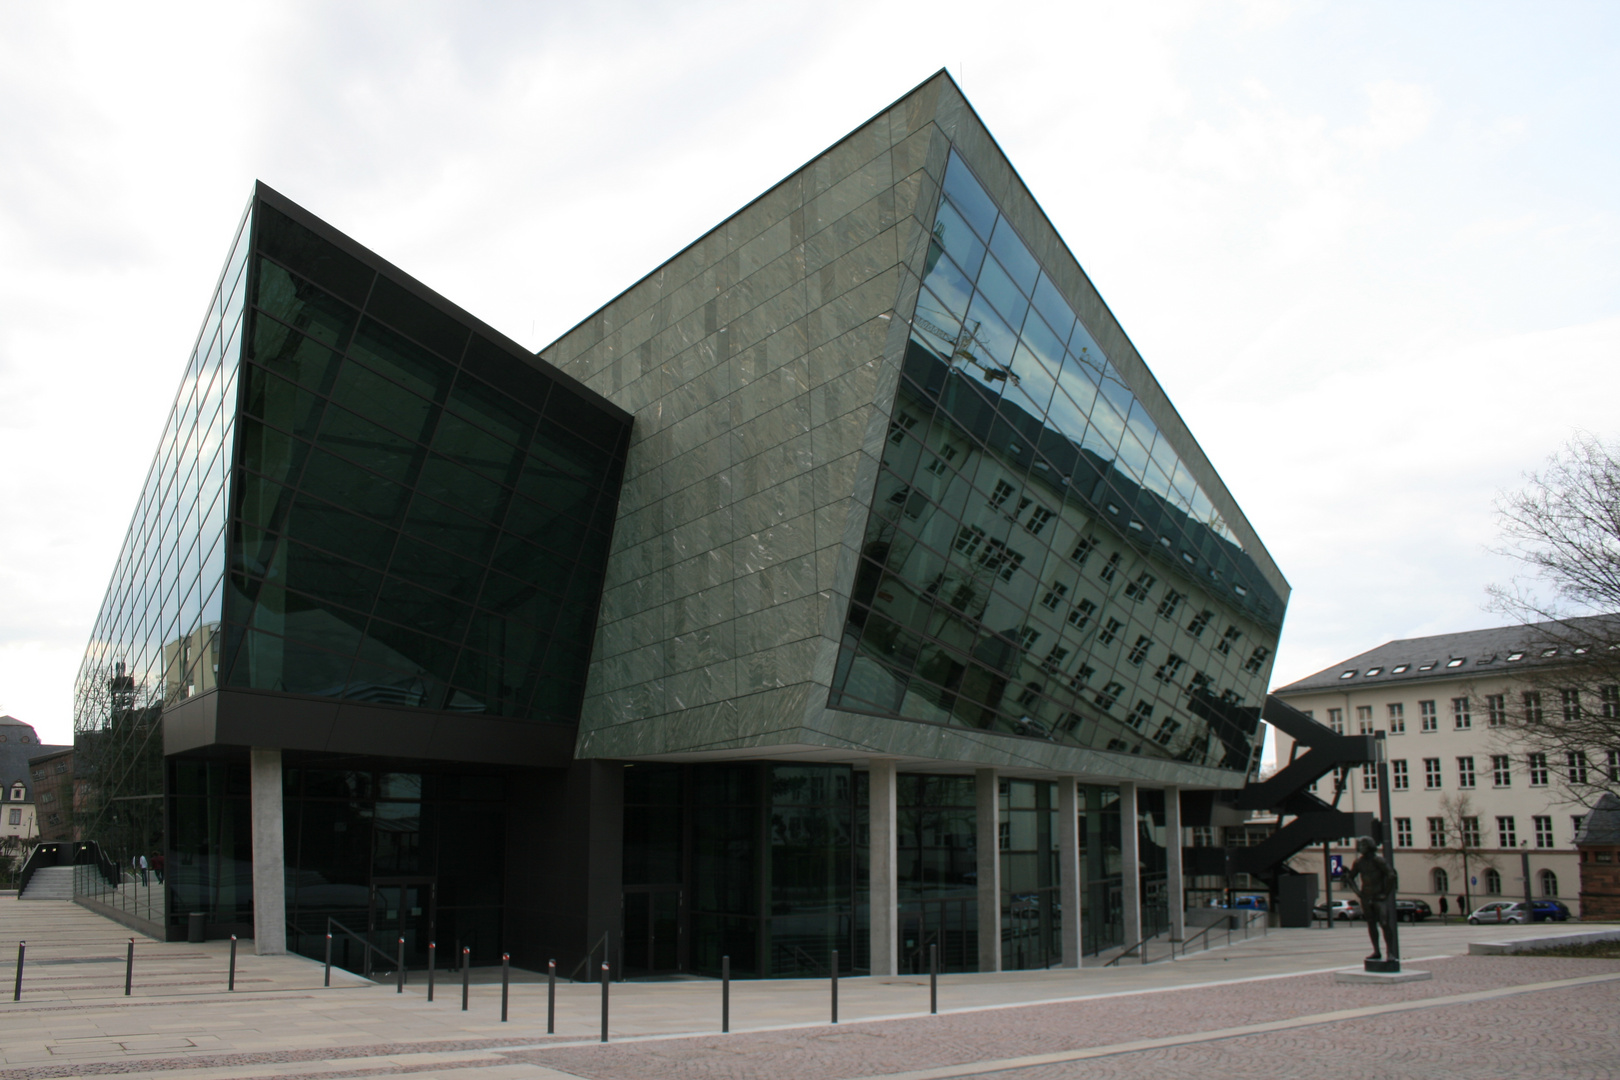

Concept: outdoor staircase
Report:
left=19, top=865, right=74, bottom=900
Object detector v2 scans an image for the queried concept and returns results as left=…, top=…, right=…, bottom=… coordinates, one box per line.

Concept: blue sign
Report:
left=1330, top=854, right=1345, bottom=877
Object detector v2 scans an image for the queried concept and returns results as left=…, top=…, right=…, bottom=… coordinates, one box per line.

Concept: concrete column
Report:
left=1165, top=786, right=1185, bottom=943
left=1058, top=777, right=1082, bottom=968
left=868, top=759, right=899, bottom=976
left=249, top=748, right=286, bottom=956
left=975, top=768, right=1001, bottom=973
left=1119, top=781, right=1141, bottom=947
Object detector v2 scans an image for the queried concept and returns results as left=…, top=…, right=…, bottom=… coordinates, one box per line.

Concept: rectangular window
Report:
left=1097, top=618, right=1122, bottom=646
left=887, top=412, right=917, bottom=444
left=1153, top=653, right=1185, bottom=683
left=1017, top=627, right=1041, bottom=652
left=1153, top=717, right=1181, bottom=746
left=1328, top=708, right=1345, bottom=735
left=1567, top=750, right=1589, bottom=784
left=1040, top=581, right=1068, bottom=610
left=1095, top=681, right=1123, bottom=710
left=1572, top=815, right=1586, bottom=837
left=1191, top=825, right=1215, bottom=847
left=988, top=478, right=1017, bottom=510
left=923, top=444, right=958, bottom=475
left=1561, top=688, right=1581, bottom=723
left=1016, top=682, right=1042, bottom=708
left=1424, top=758, right=1442, bottom=789
left=1461, top=817, right=1480, bottom=847
left=953, top=524, right=986, bottom=557
left=1452, top=697, right=1471, bottom=730
left=1387, top=703, right=1406, bottom=734
left=1428, top=817, right=1446, bottom=847
left=1244, top=646, right=1270, bottom=676
left=1610, top=749, right=1620, bottom=783
left=1187, top=610, right=1213, bottom=638
left=1356, top=705, right=1374, bottom=734
left=1123, top=572, right=1156, bottom=602
left=1419, top=700, right=1438, bottom=732
left=1040, top=646, right=1069, bottom=675
left=6, top=809, right=18, bottom=826
left=1497, top=816, right=1517, bottom=848
left=1216, top=626, right=1242, bottom=655
left=1157, top=589, right=1184, bottom=620
left=1070, top=536, right=1096, bottom=566
left=1127, top=635, right=1152, bottom=666
left=1523, top=691, right=1543, bottom=723
left=1395, top=818, right=1413, bottom=848
left=1024, top=504, right=1055, bottom=535
left=1068, top=664, right=1095, bottom=690
left=1457, top=756, right=1476, bottom=789
left=1361, top=766, right=1378, bottom=792
left=1486, top=694, right=1506, bottom=727
left=1529, top=753, right=1549, bottom=787
left=1067, top=599, right=1096, bottom=630
left=1391, top=760, right=1409, bottom=790
left=1602, top=685, right=1619, bottom=719
left=1491, top=755, right=1512, bottom=786
left=1099, top=552, right=1121, bottom=582
left=1534, top=815, right=1554, bottom=849
left=1128, top=700, right=1154, bottom=729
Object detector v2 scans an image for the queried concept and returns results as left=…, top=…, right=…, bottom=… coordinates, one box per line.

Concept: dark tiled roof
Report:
left=1576, top=794, right=1620, bottom=846
left=0, top=717, right=70, bottom=802
left=1273, top=615, right=1620, bottom=694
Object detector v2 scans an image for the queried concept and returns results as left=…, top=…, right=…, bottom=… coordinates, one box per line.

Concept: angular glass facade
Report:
left=227, top=201, right=628, bottom=720
left=831, top=149, right=1281, bottom=770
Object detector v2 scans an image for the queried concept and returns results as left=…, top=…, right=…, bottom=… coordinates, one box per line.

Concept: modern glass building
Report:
left=73, top=71, right=1288, bottom=977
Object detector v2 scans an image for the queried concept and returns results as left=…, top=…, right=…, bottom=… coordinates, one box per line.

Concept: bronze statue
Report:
left=1342, top=836, right=1399, bottom=961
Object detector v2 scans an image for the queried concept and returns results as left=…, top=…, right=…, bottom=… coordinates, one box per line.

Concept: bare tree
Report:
left=1487, top=434, right=1620, bottom=805
left=1427, top=793, right=1496, bottom=916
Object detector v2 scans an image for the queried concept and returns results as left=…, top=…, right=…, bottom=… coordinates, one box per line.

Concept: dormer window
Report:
left=1364, top=667, right=1384, bottom=676
left=1391, top=664, right=1410, bottom=673
left=8, top=784, right=23, bottom=802
left=1339, top=670, right=1357, bottom=680
left=1446, top=658, right=1465, bottom=668
left=1507, top=652, right=1525, bottom=661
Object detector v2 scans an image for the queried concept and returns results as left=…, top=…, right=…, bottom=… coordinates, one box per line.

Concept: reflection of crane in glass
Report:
left=911, top=315, right=1019, bottom=386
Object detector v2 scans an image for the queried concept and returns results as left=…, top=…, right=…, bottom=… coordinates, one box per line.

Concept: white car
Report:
left=1468, top=901, right=1529, bottom=925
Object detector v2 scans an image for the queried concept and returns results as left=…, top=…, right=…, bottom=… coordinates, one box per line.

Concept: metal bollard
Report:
left=396, top=937, right=405, bottom=993
left=325, top=932, right=333, bottom=987
left=721, top=955, right=730, bottom=1033
left=13, top=941, right=23, bottom=1001
left=600, top=962, right=610, bottom=1043
left=461, top=947, right=470, bottom=1012
left=929, top=943, right=938, bottom=1015
left=125, top=938, right=134, bottom=996
left=229, top=935, right=237, bottom=991
left=830, top=948, right=838, bottom=1024
left=428, top=941, right=436, bottom=1002
left=501, top=953, right=510, bottom=1022
left=547, top=959, right=556, bottom=1034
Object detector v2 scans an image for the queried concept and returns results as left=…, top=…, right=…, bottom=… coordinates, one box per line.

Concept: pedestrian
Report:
left=138, top=853, right=149, bottom=886
left=1438, top=895, right=1448, bottom=921
left=151, top=852, right=165, bottom=885
left=1457, top=894, right=1467, bottom=918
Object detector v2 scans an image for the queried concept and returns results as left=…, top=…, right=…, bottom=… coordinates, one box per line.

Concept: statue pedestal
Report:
left=1334, top=966, right=1432, bottom=985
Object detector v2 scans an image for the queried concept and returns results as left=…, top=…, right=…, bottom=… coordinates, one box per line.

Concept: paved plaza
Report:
left=1, top=898, right=1617, bottom=1079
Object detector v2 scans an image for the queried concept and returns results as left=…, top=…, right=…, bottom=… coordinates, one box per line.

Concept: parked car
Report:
left=1395, top=898, right=1432, bottom=923
left=1312, top=899, right=1362, bottom=921
left=1531, top=899, right=1572, bottom=922
left=1468, top=901, right=1529, bottom=924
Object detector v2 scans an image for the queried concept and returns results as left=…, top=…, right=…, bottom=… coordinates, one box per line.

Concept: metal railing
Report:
left=1172, top=909, right=1267, bottom=959
left=320, top=917, right=402, bottom=981
left=566, top=931, right=610, bottom=983
left=1104, top=928, right=1170, bottom=966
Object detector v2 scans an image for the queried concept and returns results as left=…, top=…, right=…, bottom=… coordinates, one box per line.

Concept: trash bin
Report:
left=188, top=912, right=206, bottom=943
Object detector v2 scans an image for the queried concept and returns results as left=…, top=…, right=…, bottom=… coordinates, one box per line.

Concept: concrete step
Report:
left=19, top=865, right=75, bottom=900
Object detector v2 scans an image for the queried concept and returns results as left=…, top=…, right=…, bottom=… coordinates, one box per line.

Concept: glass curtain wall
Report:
left=896, top=774, right=978, bottom=973
left=1001, top=778, right=1059, bottom=970
left=1079, top=784, right=1124, bottom=955
left=72, top=202, right=251, bottom=927
left=831, top=148, right=1279, bottom=768
left=226, top=201, right=629, bottom=720
left=1137, top=788, right=1169, bottom=940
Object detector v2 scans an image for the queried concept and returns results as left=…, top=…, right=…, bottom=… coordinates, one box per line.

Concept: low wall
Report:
left=1468, top=927, right=1620, bottom=954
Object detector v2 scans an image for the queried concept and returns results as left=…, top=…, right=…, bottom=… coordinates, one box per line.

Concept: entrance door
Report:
left=370, top=877, right=436, bottom=970
left=622, top=888, right=682, bottom=975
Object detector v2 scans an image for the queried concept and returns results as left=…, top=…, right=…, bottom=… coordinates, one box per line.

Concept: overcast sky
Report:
left=2, top=1, right=1617, bottom=747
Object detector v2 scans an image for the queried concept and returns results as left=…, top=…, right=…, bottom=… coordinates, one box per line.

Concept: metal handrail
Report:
left=323, top=917, right=401, bottom=980
left=1173, top=909, right=1266, bottom=959
left=567, top=931, right=610, bottom=983
left=778, top=942, right=830, bottom=978
left=1104, top=927, right=1169, bottom=967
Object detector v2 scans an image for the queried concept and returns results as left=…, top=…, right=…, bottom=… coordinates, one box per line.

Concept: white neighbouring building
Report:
left=1270, top=622, right=1612, bottom=917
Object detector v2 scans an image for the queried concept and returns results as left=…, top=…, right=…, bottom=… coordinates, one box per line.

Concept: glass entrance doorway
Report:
left=370, top=877, right=436, bottom=970
left=623, top=888, right=682, bottom=975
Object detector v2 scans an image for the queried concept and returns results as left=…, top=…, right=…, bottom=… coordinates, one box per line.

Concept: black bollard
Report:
left=501, top=953, right=510, bottom=1022
left=125, top=938, right=134, bottom=996
left=461, top=946, right=470, bottom=1012
left=229, top=935, right=237, bottom=992
left=929, top=943, right=937, bottom=1015
left=600, top=962, right=610, bottom=1043
left=396, top=937, right=405, bottom=993
left=13, top=941, right=23, bottom=1001
left=324, top=932, right=333, bottom=988
left=427, top=941, right=436, bottom=1002
left=830, top=948, right=838, bottom=1024
left=547, top=959, right=556, bottom=1034
left=721, top=955, right=730, bottom=1033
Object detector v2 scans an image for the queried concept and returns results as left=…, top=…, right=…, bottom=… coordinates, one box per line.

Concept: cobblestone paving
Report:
left=513, top=957, right=1620, bottom=1080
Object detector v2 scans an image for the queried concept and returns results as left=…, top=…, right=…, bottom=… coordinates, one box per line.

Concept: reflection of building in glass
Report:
left=73, top=72, right=1286, bottom=977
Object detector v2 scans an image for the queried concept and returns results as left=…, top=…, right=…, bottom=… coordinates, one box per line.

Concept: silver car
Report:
left=1468, top=901, right=1529, bottom=925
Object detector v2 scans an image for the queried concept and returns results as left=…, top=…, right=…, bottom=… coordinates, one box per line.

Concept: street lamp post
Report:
left=1521, top=842, right=1534, bottom=922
